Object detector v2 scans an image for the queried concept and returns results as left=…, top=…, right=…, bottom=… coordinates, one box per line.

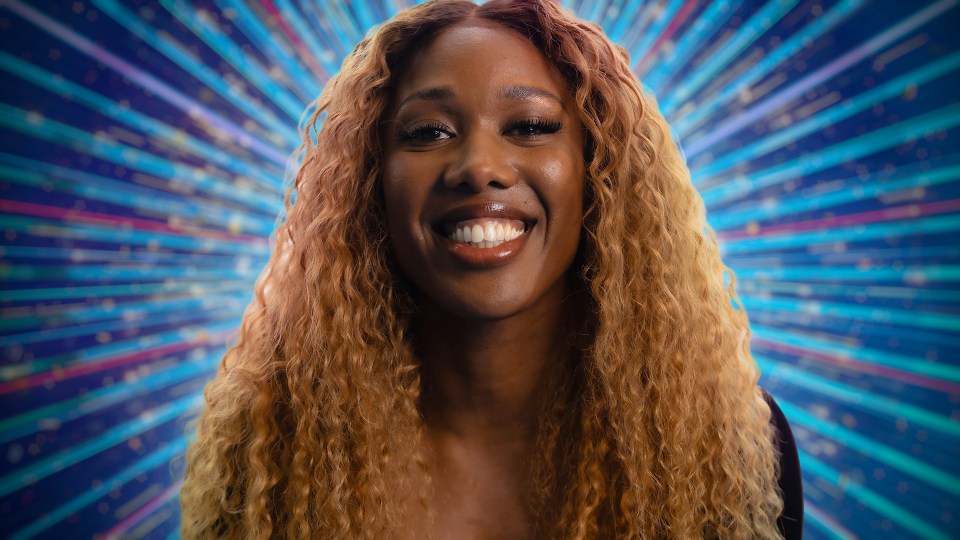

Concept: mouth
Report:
left=433, top=218, right=533, bottom=249
left=429, top=203, right=537, bottom=268
left=430, top=202, right=536, bottom=249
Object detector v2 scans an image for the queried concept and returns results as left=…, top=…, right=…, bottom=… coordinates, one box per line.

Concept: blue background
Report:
left=1, top=0, right=958, bottom=538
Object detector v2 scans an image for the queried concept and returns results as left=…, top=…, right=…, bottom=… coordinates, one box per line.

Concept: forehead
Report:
left=392, top=19, right=569, bottom=107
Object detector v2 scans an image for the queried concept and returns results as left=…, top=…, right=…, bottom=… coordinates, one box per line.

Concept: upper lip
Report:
left=432, top=202, right=536, bottom=233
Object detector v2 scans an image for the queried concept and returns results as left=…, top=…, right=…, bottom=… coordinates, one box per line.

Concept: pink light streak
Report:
left=685, top=0, right=958, bottom=157
left=3, top=0, right=289, bottom=167
left=753, top=336, right=960, bottom=394
left=0, top=329, right=236, bottom=395
left=259, top=0, right=330, bottom=81
left=101, top=480, right=184, bottom=540
left=719, top=199, right=960, bottom=240
left=635, top=0, right=699, bottom=76
left=0, top=200, right=268, bottom=246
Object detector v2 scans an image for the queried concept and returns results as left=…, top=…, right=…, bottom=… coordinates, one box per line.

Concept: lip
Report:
left=432, top=202, right=536, bottom=233
left=433, top=224, right=533, bottom=268
left=430, top=202, right=536, bottom=269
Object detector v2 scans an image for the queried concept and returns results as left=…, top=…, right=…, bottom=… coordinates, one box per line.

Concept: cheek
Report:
left=382, top=157, right=419, bottom=230
left=540, top=153, right=585, bottom=224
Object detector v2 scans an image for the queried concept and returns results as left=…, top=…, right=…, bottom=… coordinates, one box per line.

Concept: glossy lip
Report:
left=430, top=202, right=537, bottom=269
left=432, top=202, right=536, bottom=234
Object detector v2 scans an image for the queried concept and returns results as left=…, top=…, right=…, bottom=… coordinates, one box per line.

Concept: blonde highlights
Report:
left=179, top=1, right=783, bottom=538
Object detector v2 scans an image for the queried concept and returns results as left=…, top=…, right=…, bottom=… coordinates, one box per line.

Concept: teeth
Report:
left=447, top=220, right=526, bottom=247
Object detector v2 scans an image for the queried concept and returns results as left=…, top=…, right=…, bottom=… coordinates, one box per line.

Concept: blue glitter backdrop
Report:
left=1, top=0, right=958, bottom=538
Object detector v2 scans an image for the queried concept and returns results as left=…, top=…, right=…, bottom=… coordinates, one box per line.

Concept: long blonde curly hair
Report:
left=179, top=0, right=784, bottom=538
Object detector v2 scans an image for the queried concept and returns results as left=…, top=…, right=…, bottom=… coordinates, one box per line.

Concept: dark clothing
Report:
left=761, top=388, right=804, bottom=539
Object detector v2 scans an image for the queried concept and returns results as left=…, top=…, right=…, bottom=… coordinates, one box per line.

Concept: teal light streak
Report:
left=347, top=1, right=378, bottom=37
left=751, top=317, right=958, bottom=350
left=711, top=164, right=960, bottom=231
left=685, top=0, right=959, bottom=157
left=272, top=0, right=340, bottom=77
left=1, top=304, right=242, bottom=346
left=693, top=53, right=960, bottom=185
left=302, top=0, right=362, bottom=57
left=214, top=0, right=325, bottom=97
left=644, top=0, right=742, bottom=90
left=670, top=0, right=865, bottom=131
left=702, top=104, right=960, bottom=207
left=757, top=357, right=960, bottom=437
left=91, top=0, right=299, bottom=146
left=659, top=0, right=800, bottom=114
left=722, top=216, right=960, bottom=255
left=0, top=393, right=202, bottom=497
left=0, top=356, right=215, bottom=444
left=737, top=279, right=960, bottom=303
left=0, top=245, right=262, bottom=267
left=625, top=0, right=685, bottom=72
left=0, top=285, right=251, bottom=334
left=727, top=244, right=960, bottom=267
left=0, top=156, right=276, bottom=236
left=3, top=0, right=288, bottom=166
left=0, top=105, right=282, bottom=214
left=9, top=438, right=190, bottom=540
left=605, top=0, right=647, bottom=44
left=741, top=295, right=960, bottom=333
left=0, top=319, right=239, bottom=381
left=751, top=326, right=960, bottom=382
left=0, top=216, right=270, bottom=256
left=0, top=262, right=259, bottom=283
left=0, top=281, right=249, bottom=303
left=803, top=502, right=857, bottom=540
left=798, top=450, right=951, bottom=540
left=153, top=0, right=306, bottom=123
left=0, top=52, right=284, bottom=189
left=731, top=264, right=960, bottom=285
left=777, top=398, right=960, bottom=496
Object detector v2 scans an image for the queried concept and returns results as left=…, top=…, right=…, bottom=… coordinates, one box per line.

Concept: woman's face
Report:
left=382, top=20, right=585, bottom=320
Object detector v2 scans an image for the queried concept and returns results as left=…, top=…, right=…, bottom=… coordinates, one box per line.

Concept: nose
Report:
left=442, top=129, right=515, bottom=192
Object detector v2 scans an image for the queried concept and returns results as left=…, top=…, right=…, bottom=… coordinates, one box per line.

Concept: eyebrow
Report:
left=396, top=85, right=564, bottom=109
left=498, top=85, right=564, bottom=105
left=397, top=87, right=455, bottom=109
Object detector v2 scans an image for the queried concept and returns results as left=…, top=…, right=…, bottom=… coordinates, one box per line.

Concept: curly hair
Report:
left=179, top=0, right=784, bottom=538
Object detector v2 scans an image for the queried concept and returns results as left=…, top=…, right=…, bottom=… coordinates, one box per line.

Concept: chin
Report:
left=416, top=285, right=534, bottom=322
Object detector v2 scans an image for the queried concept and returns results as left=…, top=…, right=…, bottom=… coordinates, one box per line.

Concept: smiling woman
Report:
left=382, top=20, right=585, bottom=321
left=179, top=1, right=801, bottom=539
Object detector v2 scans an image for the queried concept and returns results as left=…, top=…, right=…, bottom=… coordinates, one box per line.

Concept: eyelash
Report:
left=398, top=118, right=563, bottom=143
left=399, top=122, right=450, bottom=143
left=508, top=118, right=562, bottom=137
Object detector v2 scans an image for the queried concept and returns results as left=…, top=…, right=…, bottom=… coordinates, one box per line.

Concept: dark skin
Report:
left=382, top=19, right=585, bottom=539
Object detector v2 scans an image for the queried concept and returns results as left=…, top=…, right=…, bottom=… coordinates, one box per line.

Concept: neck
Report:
left=412, top=282, right=581, bottom=444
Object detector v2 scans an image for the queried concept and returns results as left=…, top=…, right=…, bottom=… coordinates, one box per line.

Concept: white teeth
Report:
left=471, top=224, right=483, bottom=243
left=446, top=220, right=528, bottom=247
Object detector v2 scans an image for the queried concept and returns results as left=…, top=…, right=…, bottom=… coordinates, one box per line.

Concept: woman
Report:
left=180, top=0, right=803, bottom=538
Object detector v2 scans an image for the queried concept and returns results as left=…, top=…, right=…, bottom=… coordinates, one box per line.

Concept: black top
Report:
left=761, top=388, right=804, bottom=539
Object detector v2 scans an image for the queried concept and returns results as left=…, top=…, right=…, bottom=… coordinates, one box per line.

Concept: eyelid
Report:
left=397, top=120, right=455, bottom=144
left=506, top=117, right=563, bottom=136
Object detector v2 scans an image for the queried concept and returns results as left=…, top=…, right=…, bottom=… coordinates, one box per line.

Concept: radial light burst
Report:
left=0, top=1, right=957, bottom=538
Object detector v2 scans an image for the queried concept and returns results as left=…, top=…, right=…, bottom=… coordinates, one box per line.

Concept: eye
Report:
left=398, top=122, right=454, bottom=144
left=506, top=118, right=562, bottom=137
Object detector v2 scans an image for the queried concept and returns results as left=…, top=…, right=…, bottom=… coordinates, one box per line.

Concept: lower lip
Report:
left=435, top=226, right=532, bottom=268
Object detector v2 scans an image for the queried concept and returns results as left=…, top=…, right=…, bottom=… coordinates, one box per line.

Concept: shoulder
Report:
left=759, top=387, right=804, bottom=539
